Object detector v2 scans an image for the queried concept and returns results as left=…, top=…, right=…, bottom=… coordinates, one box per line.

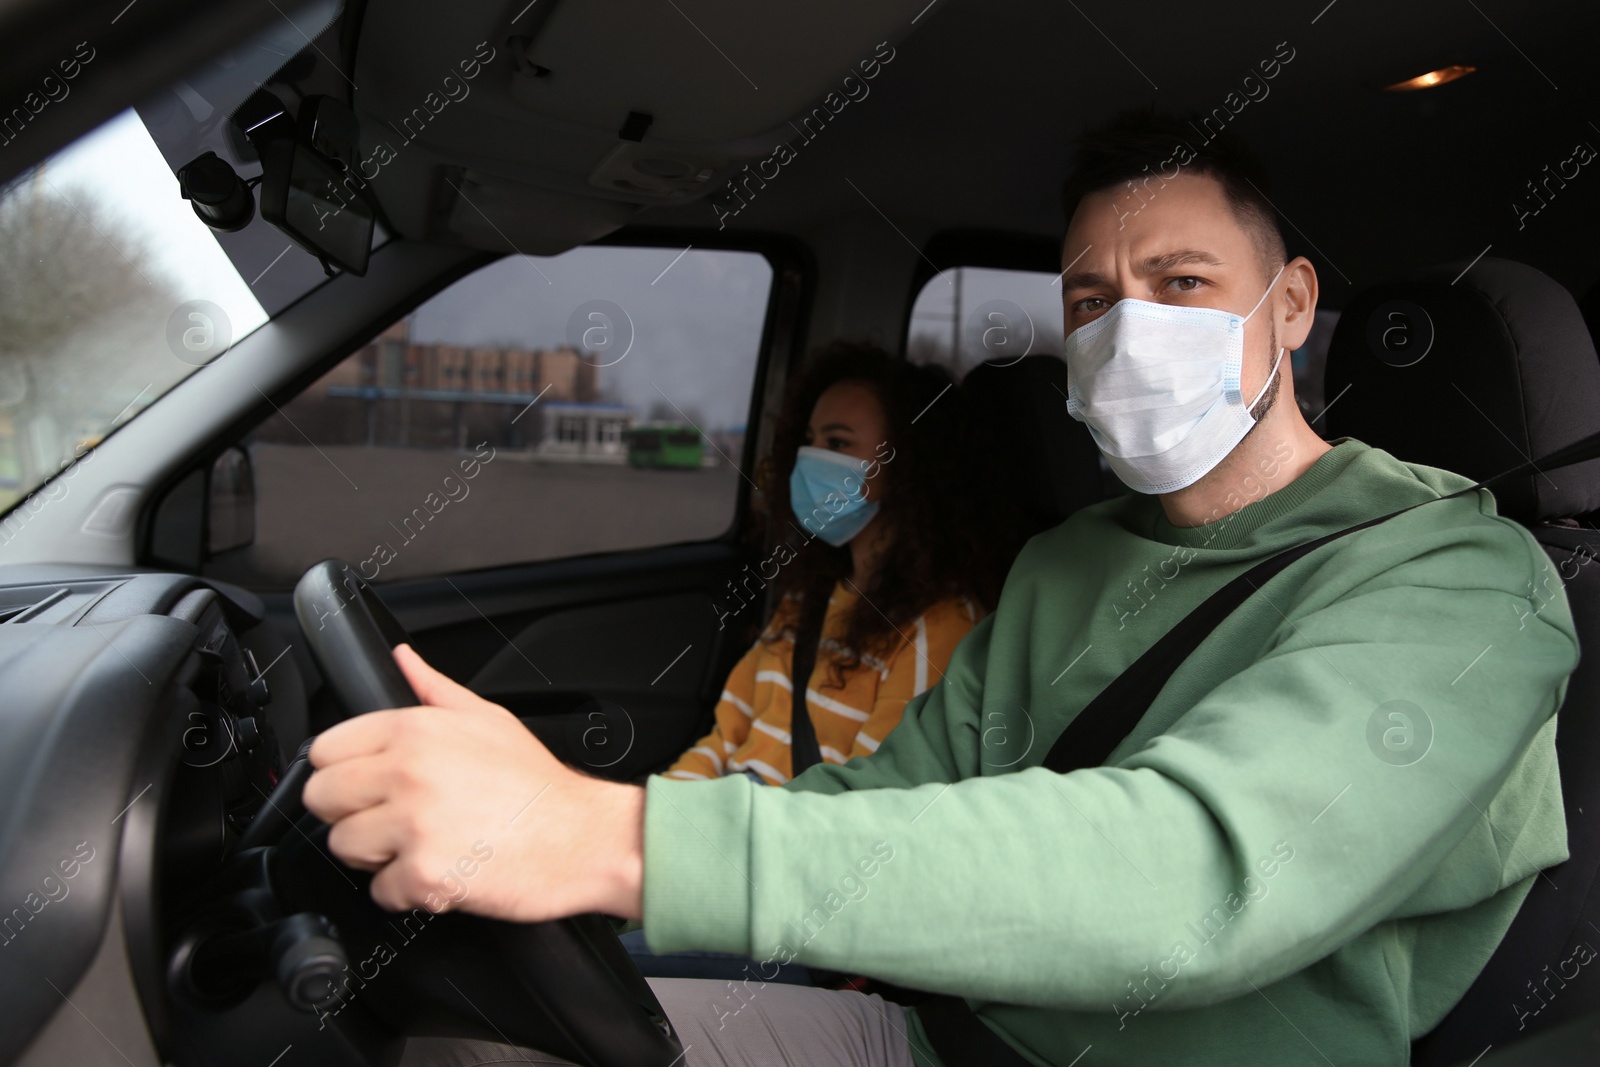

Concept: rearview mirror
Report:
left=258, top=138, right=374, bottom=277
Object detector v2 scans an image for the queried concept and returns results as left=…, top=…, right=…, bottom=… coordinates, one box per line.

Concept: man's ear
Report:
left=1278, top=256, right=1320, bottom=351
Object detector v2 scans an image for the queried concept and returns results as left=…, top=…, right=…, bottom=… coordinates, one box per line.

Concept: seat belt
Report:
left=788, top=595, right=828, bottom=778
left=917, top=428, right=1600, bottom=1067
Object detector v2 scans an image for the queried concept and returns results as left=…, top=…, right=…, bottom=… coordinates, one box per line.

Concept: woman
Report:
left=664, top=340, right=1025, bottom=786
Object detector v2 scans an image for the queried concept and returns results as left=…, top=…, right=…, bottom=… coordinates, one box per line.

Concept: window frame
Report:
left=143, top=229, right=811, bottom=579
left=900, top=229, right=1064, bottom=362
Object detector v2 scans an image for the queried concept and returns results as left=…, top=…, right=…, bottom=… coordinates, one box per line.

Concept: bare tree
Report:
left=0, top=173, right=180, bottom=497
left=906, top=333, right=954, bottom=370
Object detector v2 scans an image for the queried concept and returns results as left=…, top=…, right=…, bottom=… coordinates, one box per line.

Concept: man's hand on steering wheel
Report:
left=302, top=644, right=645, bottom=923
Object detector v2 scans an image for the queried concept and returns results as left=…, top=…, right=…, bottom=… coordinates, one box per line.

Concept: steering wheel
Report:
left=277, top=559, right=683, bottom=1067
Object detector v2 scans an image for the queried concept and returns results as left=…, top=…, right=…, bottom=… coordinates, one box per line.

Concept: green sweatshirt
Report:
left=642, top=439, right=1576, bottom=1066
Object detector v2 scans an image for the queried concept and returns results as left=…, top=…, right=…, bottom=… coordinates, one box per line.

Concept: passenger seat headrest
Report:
left=1581, top=282, right=1600, bottom=345
left=962, top=354, right=1106, bottom=531
left=1325, top=257, right=1600, bottom=523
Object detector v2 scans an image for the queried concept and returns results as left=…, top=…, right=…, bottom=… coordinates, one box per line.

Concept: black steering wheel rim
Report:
left=287, top=559, right=683, bottom=1067
left=292, top=559, right=419, bottom=718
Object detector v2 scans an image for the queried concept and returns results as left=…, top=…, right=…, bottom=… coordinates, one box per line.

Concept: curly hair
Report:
left=752, top=341, right=1027, bottom=687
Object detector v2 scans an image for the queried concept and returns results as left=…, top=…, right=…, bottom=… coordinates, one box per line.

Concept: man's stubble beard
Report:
left=1243, top=319, right=1282, bottom=439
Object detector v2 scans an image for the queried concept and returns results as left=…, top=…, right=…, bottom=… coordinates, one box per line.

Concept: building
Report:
left=256, top=317, right=626, bottom=453
left=537, top=401, right=632, bottom=460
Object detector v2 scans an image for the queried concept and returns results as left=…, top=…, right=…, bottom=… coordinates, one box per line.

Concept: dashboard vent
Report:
left=0, top=588, right=69, bottom=624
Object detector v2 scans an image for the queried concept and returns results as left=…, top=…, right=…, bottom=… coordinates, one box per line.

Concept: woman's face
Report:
left=803, top=380, right=890, bottom=501
left=805, top=380, right=887, bottom=458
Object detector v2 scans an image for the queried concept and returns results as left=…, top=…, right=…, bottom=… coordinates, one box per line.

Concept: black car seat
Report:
left=962, top=354, right=1109, bottom=535
left=1580, top=282, right=1600, bottom=348
left=1323, top=258, right=1600, bottom=1064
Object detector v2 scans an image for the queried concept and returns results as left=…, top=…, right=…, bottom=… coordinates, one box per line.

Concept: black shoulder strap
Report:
left=788, top=596, right=827, bottom=778
left=1041, top=426, right=1600, bottom=773
left=1041, top=504, right=1410, bottom=772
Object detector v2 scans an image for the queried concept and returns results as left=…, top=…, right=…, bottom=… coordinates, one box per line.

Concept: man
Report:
left=304, top=111, right=1577, bottom=1066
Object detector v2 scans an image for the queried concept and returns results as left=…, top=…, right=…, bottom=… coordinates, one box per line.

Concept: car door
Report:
left=191, top=234, right=809, bottom=779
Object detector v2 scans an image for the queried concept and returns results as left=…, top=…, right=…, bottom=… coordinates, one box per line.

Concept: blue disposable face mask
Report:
left=790, top=446, right=880, bottom=546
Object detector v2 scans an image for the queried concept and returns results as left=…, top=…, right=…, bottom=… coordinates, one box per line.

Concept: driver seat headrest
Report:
left=1325, top=257, right=1600, bottom=523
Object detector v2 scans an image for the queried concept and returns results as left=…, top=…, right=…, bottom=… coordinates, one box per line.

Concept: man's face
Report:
left=1060, top=173, right=1287, bottom=405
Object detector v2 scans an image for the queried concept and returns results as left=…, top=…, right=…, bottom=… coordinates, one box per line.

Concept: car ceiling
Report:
left=338, top=0, right=1599, bottom=304
left=688, top=0, right=1600, bottom=299
left=115, top=0, right=1596, bottom=311
left=351, top=0, right=936, bottom=251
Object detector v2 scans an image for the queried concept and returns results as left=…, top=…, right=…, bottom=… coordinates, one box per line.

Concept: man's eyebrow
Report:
left=1059, top=269, right=1109, bottom=292
left=817, top=422, right=854, bottom=434
left=1137, top=248, right=1225, bottom=274
left=1059, top=250, right=1225, bottom=292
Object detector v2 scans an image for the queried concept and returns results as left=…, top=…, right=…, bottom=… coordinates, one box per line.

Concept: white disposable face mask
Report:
left=1064, top=265, right=1287, bottom=495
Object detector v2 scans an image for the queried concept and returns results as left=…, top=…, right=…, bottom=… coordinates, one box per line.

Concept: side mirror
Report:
left=208, top=447, right=256, bottom=555
left=146, top=446, right=256, bottom=570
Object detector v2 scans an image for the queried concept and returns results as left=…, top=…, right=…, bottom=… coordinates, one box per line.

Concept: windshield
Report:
left=0, top=1, right=344, bottom=516
left=0, top=111, right=268, bottom=512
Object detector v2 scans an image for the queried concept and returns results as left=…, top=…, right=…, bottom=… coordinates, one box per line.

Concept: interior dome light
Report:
left=1385, top=65, right=1477, bottom=91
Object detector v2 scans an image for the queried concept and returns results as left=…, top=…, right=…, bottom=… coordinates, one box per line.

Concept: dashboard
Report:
left=0, top=564, right=312, bottom=1065
left=0, top=561, right=682, bottom=1067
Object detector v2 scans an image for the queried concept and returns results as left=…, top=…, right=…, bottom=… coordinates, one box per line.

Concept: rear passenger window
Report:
left=907, top=267, right=1065, bottom=377
left=204, top=246, right=773, bottom=589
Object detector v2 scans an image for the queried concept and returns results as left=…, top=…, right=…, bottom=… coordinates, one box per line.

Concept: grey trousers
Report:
left=398, top=977, right=919, bottom=1067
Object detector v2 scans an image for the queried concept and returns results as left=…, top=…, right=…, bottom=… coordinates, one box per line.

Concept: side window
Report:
left=907, top=266, right=1065, bottom=378
left=206, top=246, right=773, bottom=588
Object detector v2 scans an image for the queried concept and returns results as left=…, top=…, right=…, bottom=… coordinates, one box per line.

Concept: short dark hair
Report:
left=1060, top=109, right=1287, bottom=278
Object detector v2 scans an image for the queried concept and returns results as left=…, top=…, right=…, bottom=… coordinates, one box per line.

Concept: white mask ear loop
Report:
left=1241, top=263, right=1289, bottom=416
left=1241, top=262, right=1288, bottom=324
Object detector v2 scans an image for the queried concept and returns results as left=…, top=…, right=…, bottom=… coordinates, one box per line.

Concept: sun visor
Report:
left=434, top=168, right=640, bottom=253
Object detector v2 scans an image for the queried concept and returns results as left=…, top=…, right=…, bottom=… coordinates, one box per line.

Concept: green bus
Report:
left=623, top=424, right=704, bottom=469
